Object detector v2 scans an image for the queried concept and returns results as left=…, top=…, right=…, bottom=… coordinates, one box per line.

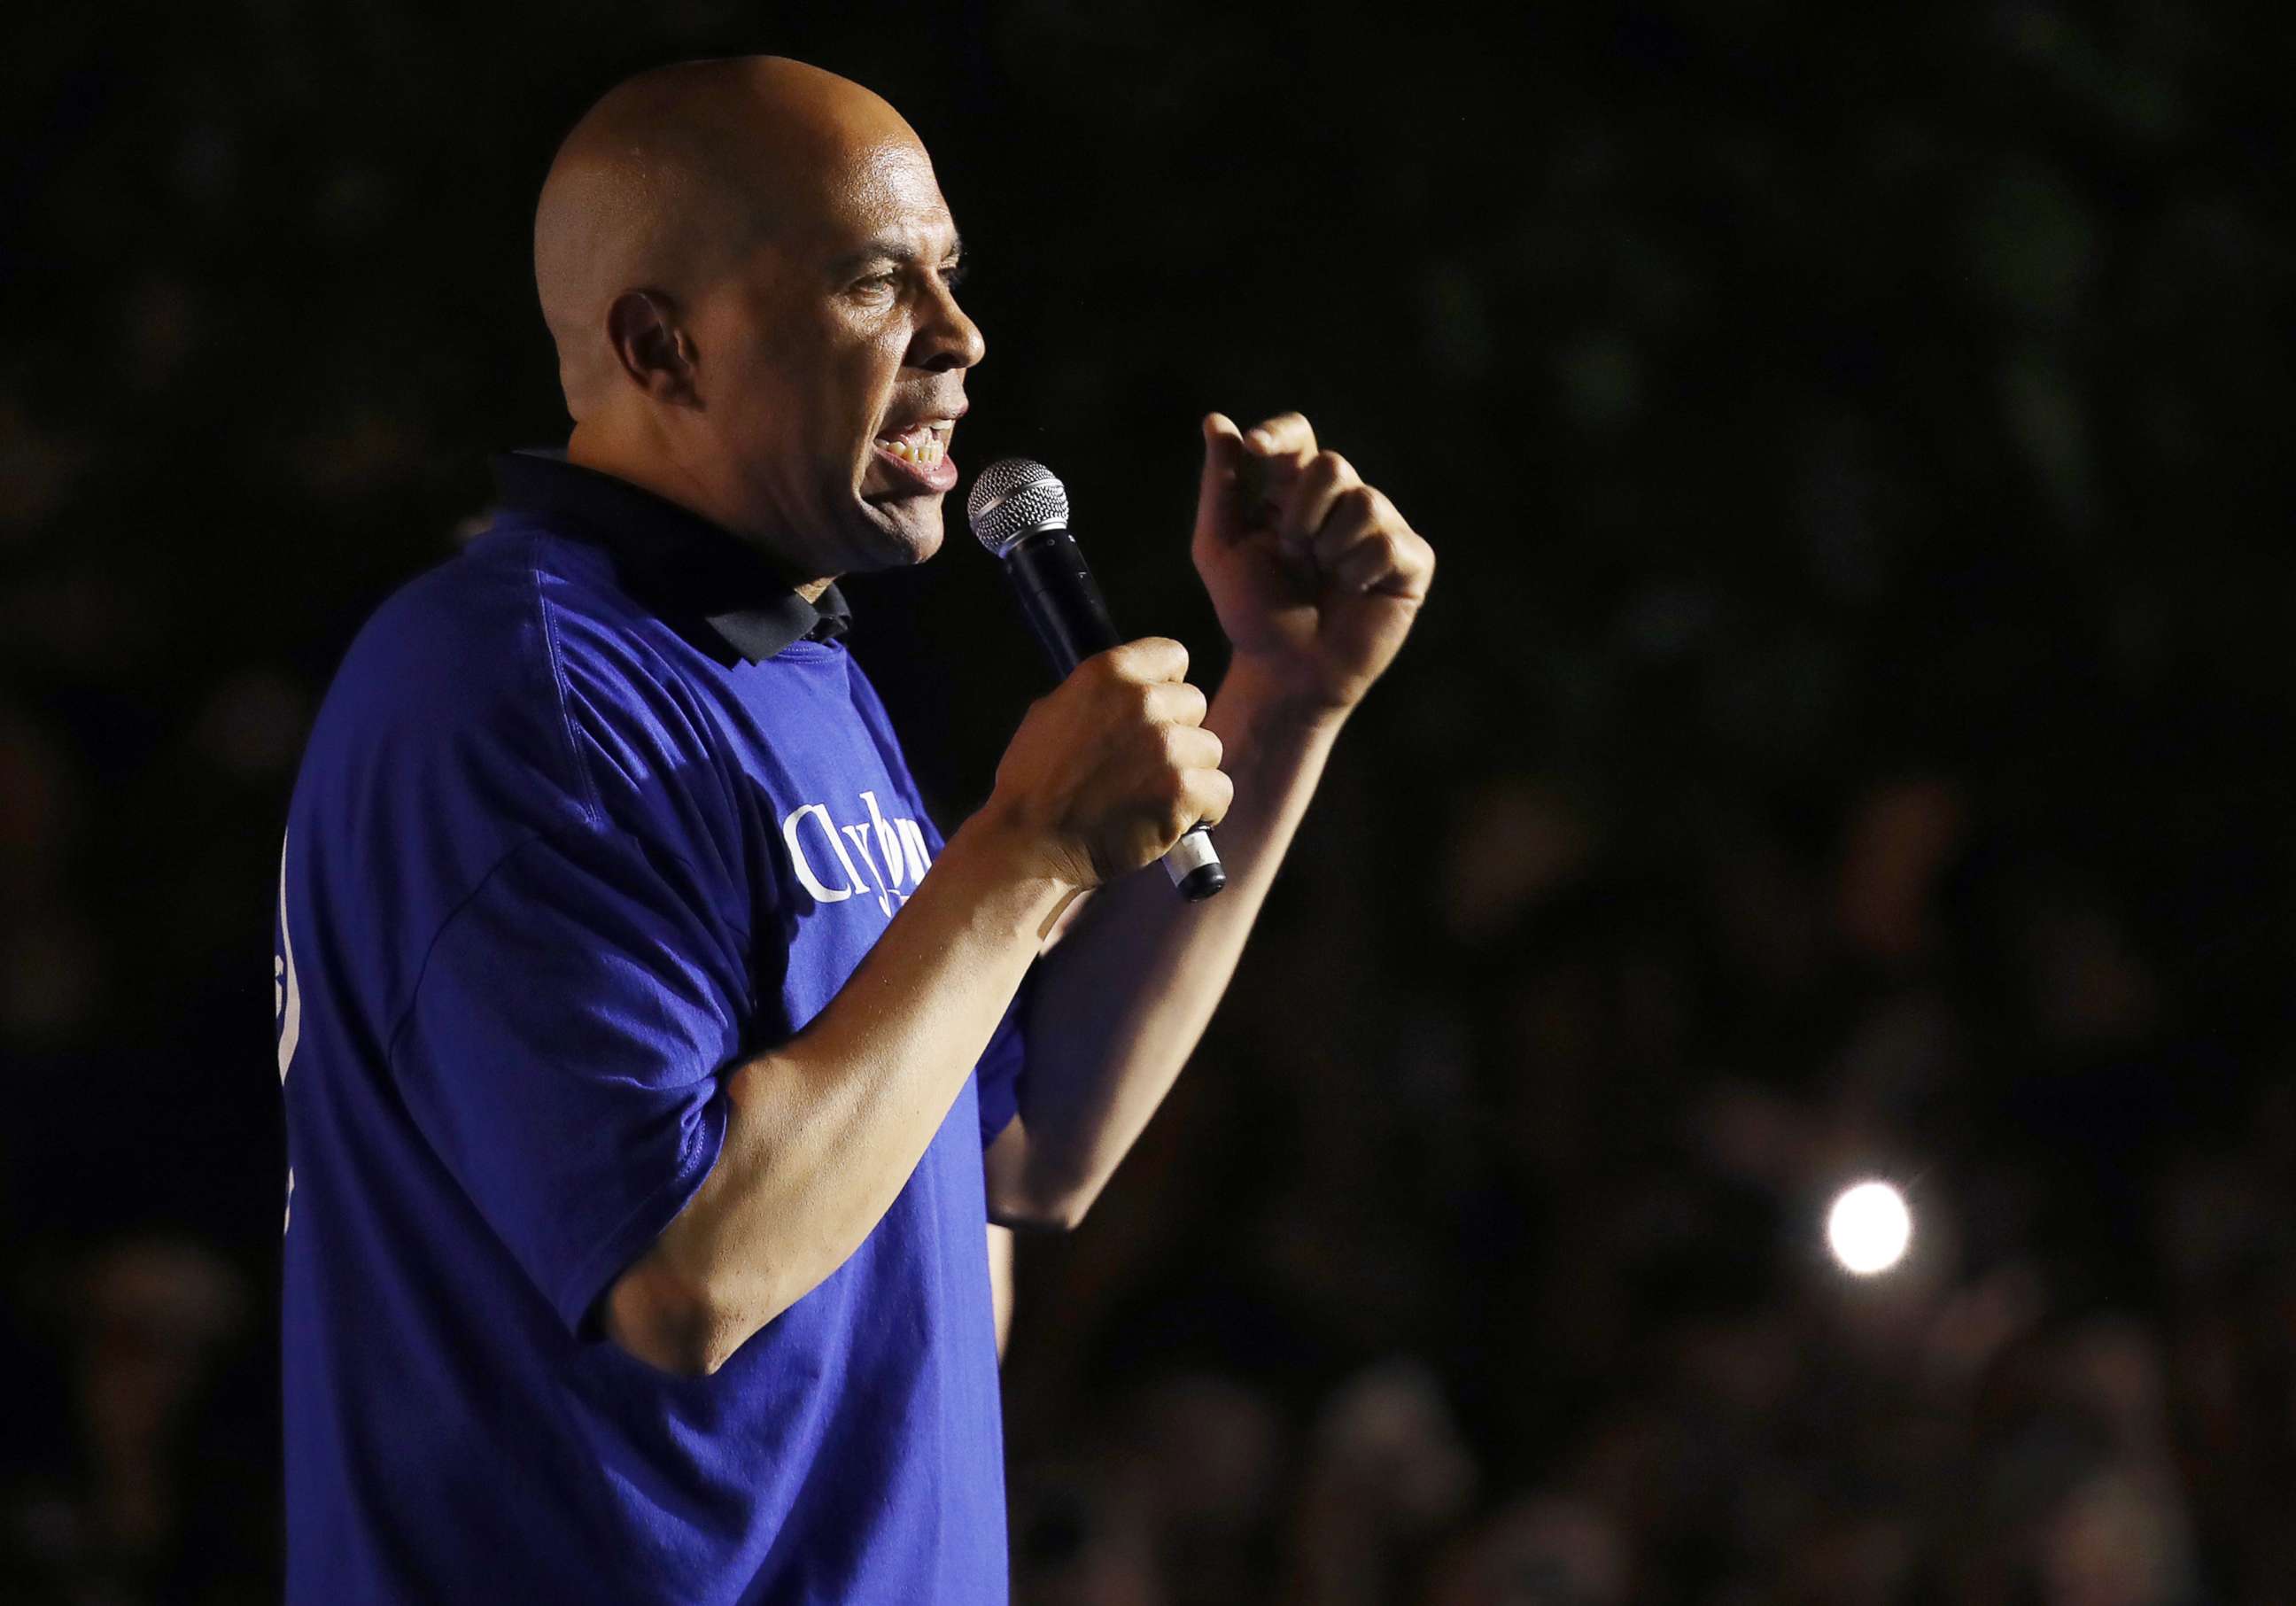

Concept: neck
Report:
left=564, top=421, right=837, bottom=600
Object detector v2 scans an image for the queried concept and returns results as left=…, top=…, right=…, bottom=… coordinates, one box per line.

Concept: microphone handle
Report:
left=1004, top=529, right=1226, bottom=901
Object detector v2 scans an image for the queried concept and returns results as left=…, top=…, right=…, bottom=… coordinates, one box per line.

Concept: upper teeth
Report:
left=878, top=421, right=950, bottom=464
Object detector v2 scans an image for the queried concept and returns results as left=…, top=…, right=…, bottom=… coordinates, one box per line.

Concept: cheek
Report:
left=730, top=298, right=913, bottom=469
left=849, top=332, right=910, bottom=407
left=707, top=350, right=801, bottom=448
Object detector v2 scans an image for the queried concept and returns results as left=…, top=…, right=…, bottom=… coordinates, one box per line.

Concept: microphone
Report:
left=967, top=457, right=1227, bottom=902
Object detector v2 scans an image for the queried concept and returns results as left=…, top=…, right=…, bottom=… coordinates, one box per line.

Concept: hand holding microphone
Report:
left=980, top=634, right=1231, bottom=896
left=970, top=459, right=1229, bottom=900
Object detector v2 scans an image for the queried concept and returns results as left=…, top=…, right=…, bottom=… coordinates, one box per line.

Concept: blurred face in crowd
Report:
left=537, top=58, right=985, bottom=587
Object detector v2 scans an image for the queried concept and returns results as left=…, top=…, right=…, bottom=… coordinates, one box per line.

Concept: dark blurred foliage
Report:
left=4, top=1, right=2292, bottom=1601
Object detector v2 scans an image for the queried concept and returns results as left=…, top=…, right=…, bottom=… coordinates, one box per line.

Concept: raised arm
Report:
left=986, top=411, right=1433, bottom=1230
left=988, top=412, right=1434, bottom=1229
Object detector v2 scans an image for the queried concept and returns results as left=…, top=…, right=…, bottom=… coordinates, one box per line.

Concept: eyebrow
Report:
left=830, top=234, right=966, bottom=278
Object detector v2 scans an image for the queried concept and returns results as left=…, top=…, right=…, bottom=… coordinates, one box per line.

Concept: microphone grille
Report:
left=966, top=458, right=1070, bottom=556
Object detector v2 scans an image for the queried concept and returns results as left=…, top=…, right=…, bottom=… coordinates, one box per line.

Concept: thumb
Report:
left=1194, top=412, right=1246, bottom=543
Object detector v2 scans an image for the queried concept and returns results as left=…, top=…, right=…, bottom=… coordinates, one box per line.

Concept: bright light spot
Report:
left=1827, top=1180, right=1912, bottom=1276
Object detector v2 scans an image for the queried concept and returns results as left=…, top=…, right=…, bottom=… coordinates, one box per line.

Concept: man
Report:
left=275, top=55, right=1432, bottom=1603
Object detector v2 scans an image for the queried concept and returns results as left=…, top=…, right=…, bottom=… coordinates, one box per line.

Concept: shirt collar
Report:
left=491, top=449, right=850, bottom=663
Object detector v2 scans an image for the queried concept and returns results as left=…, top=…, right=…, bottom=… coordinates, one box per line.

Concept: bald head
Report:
left=531, top=56, right=982, bottom=583
left=535, top=57, right=923, bottom=418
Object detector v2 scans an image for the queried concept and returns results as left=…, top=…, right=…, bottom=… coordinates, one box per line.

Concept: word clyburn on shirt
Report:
left=784, top=788, right=935, bottom=915
left=275, top=451, right=1023, bottom=1605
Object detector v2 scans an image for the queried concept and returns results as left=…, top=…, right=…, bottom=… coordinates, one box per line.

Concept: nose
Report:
left=911, top=276, right=985, bottom=374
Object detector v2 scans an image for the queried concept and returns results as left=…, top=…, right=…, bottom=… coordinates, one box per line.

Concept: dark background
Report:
left=4, top=3, right=2292, bottom=1601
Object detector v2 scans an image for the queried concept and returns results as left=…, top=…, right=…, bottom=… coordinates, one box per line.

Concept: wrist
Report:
left=1214, top=654, right=1357, bottom=741
left=950, top=796, right=1092, bottom=904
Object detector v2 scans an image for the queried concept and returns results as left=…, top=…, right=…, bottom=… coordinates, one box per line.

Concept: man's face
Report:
left=691, top=138, right=983, bottom=582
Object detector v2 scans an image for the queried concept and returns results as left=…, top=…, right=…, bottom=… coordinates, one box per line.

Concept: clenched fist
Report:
left=1192, top=411, right=1435, bottom=715
left=983, top=636, right=1232, bottom=890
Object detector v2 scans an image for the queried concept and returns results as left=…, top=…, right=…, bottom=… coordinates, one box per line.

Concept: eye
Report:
left=940, top=258, right=968, bottom=289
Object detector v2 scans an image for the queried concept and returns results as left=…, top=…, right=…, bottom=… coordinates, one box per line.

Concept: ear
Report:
left=603, top=289, right=702, bottom=407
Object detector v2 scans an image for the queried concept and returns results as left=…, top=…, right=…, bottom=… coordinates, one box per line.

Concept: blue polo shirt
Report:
left=275, top=453, right=1024, bottom=1602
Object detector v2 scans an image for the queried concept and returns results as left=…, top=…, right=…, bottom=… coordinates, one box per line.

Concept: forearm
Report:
left=988, top=1224, right=1015, bottom=1359
left=1002, top=662, right=1343, bottom=1222
left=605, top=813, right=1068, bottom=1374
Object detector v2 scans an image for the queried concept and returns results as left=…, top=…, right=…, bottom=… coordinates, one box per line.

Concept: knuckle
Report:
left=1118, top=636, right=1181, bottom=680
left=1154, top=784, right=1192, bottom=833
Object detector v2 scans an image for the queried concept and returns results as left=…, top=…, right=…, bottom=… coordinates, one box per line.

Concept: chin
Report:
left=854, top=496, right=947, bottom=570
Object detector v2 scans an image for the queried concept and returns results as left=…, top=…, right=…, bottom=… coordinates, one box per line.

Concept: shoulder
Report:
left=297, top=519, right=732, bottom=852
left=282, top=521, right=763, bottom=1033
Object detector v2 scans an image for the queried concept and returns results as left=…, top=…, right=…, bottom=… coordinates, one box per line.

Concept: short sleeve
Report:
left=974, top=972, right=1031, bottom=1152
left=390, top=820, right=749, bottom=1334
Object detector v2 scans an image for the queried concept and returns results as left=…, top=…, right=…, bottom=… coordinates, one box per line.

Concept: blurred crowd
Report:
left=4, top=1, right=2292, bottom=1601
left=996, top=766, right=2296, bottom=1602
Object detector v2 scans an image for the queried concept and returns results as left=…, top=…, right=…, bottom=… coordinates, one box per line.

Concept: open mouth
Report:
left=868, top=415, right=961, bottom=494
left=873, top=418, right=954, bottom=467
